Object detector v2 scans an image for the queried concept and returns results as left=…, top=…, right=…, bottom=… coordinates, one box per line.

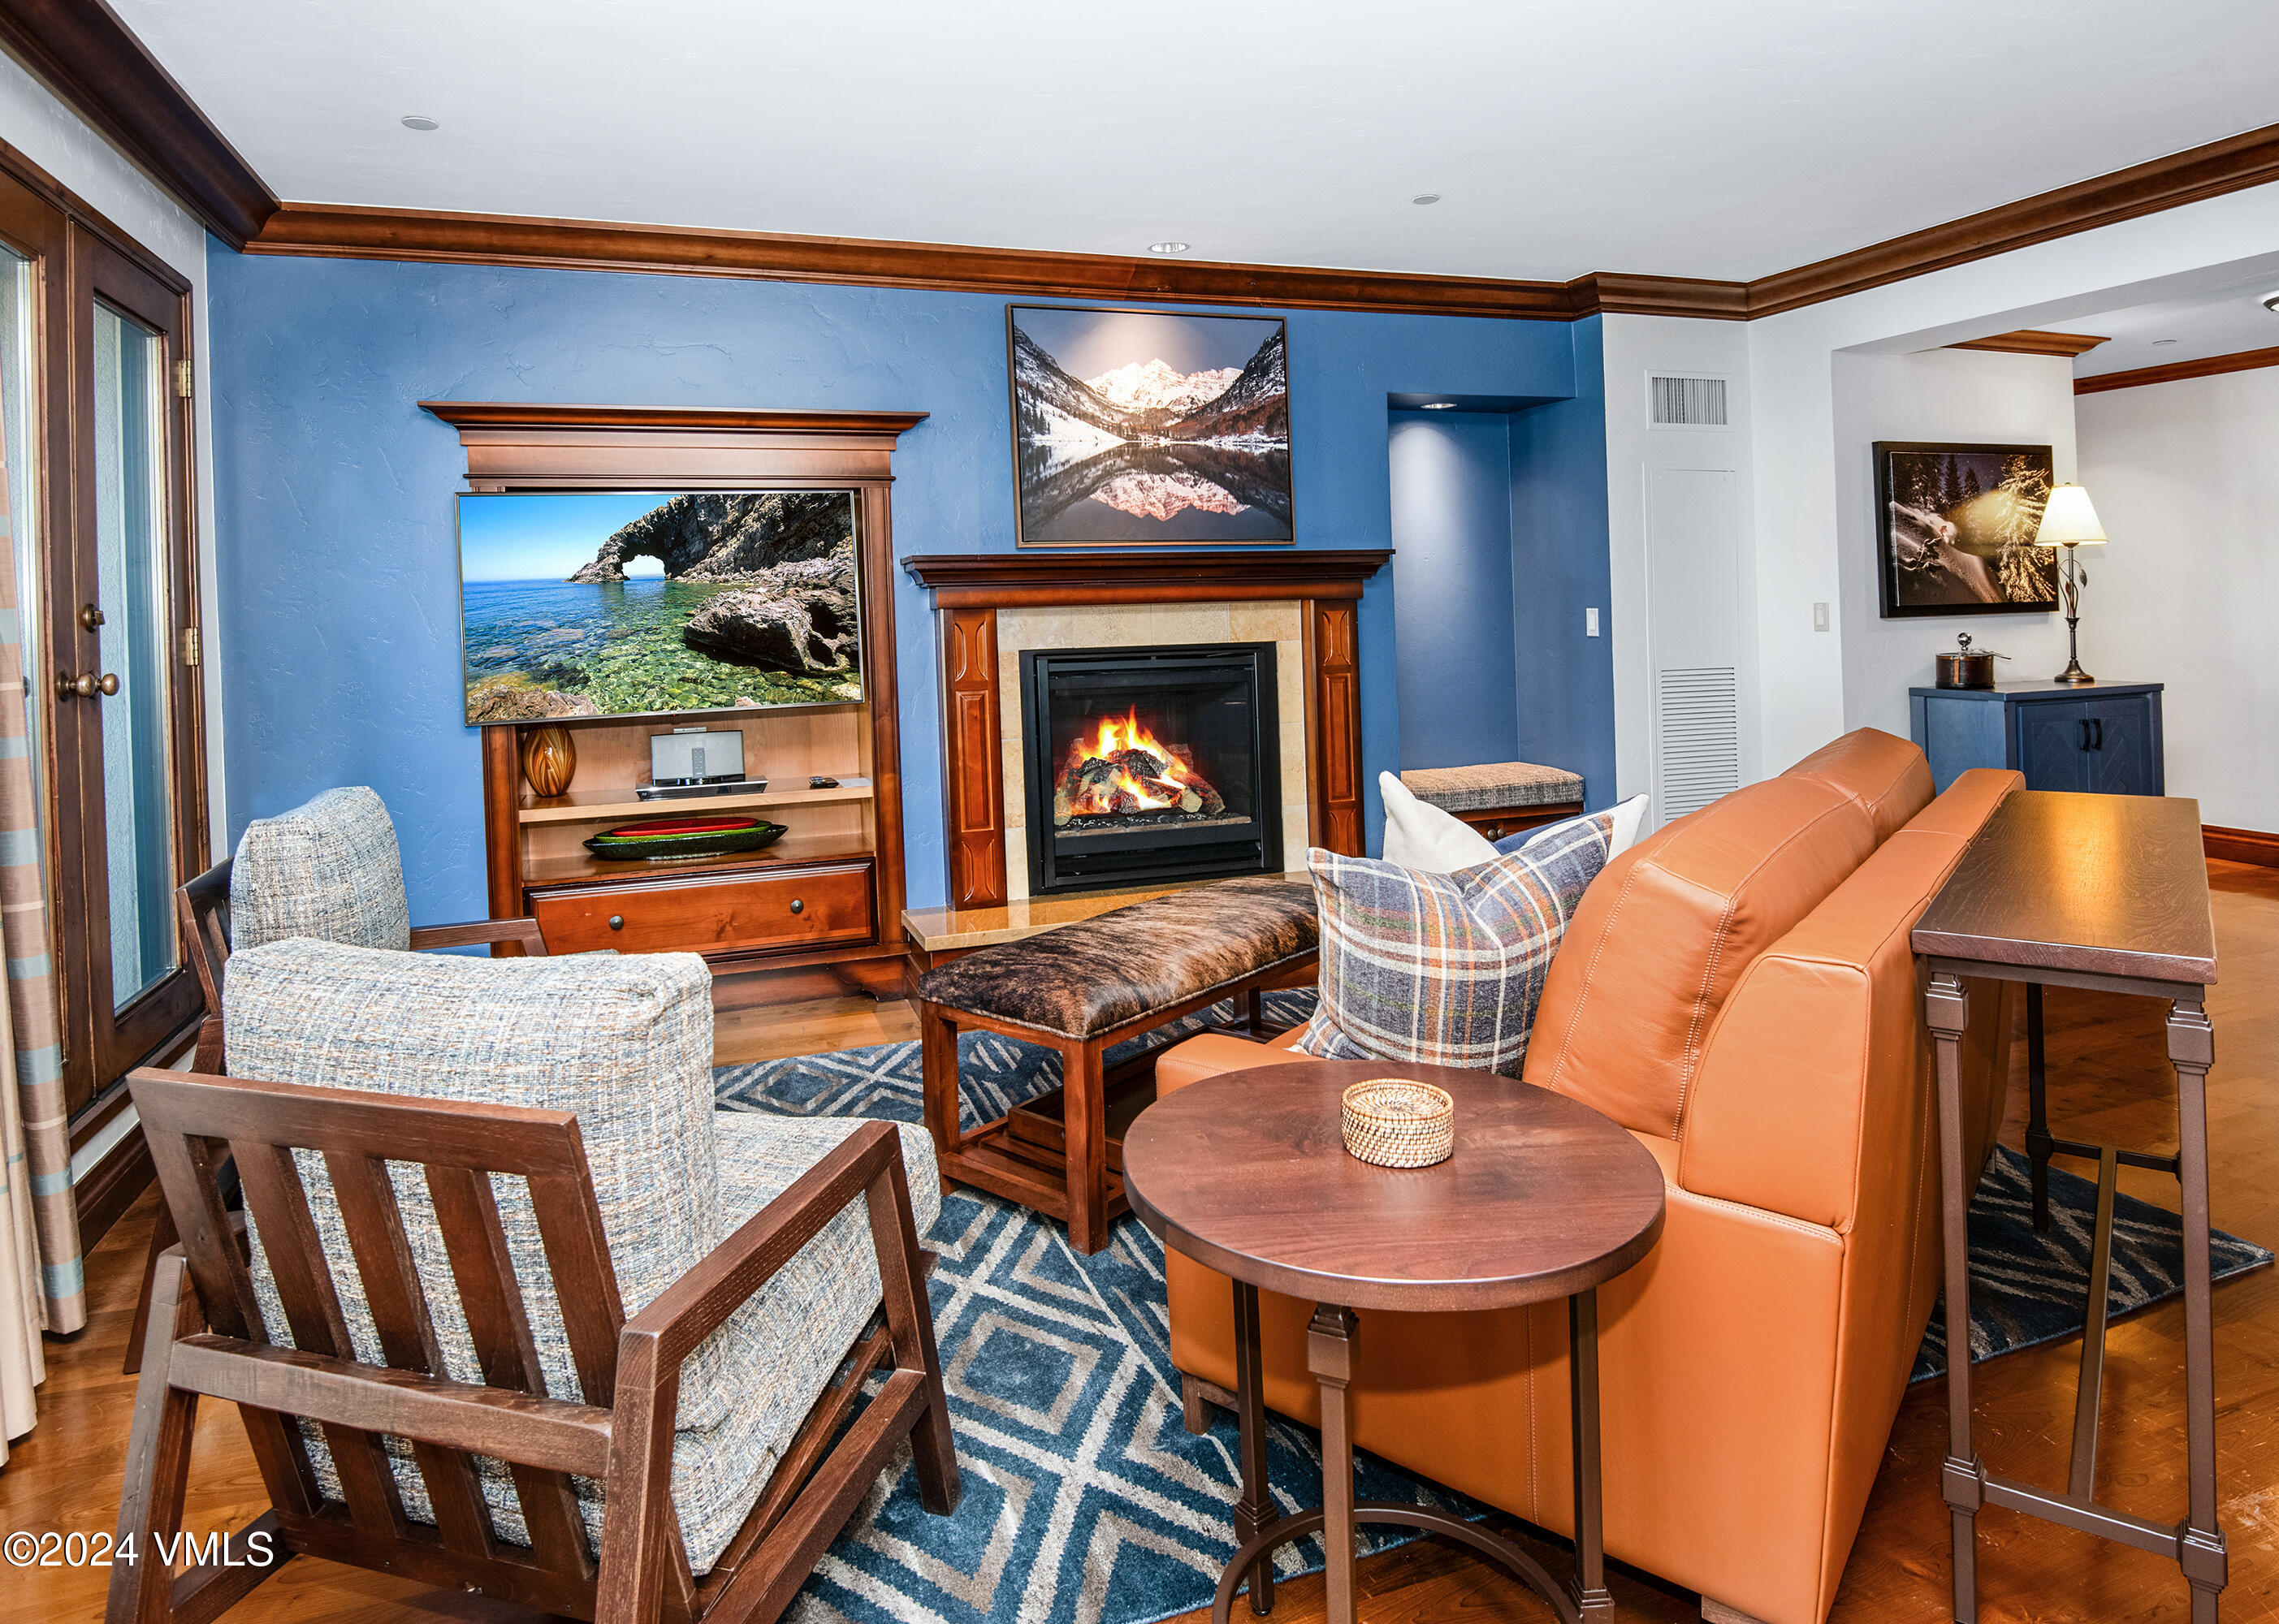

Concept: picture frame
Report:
left=1006, top=303, right=1294, bottom=547
left=1873, top=441, right=2061, bottom=618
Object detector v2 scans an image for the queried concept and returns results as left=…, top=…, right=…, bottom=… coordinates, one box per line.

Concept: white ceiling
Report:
left=2054, top=267, right=2279, bottom=376
left=115, top=0, right=2279, bottom=283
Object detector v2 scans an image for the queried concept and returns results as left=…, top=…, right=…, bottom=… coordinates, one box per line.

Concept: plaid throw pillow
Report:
left=1292, top=810, right=1615, bottom=1077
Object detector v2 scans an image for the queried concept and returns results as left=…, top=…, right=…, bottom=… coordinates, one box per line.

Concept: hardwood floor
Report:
left=5, top=863, right=2273, bottom=1624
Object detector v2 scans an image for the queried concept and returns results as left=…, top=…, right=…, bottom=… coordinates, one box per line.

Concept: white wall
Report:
left=1599, top=314, right=1756, bottom=800
left=0, top=50, right=224, bottom=850
left=1742, top=181, right=2279, bottom=779
left=1829, top=348, right=2078, bottom=736
left=2077, top=369, right=2279, bottom=831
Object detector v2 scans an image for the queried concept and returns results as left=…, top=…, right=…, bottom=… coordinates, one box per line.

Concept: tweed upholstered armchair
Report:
left=130, top=786, right=551, bottom=1373
left=113, top=939, right=959, bottom=1624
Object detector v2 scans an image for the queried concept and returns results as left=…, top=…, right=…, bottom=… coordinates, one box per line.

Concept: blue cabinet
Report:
left=1908, top=681, right=2164, bottom=797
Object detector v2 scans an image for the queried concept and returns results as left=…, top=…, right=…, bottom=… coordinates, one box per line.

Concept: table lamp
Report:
left=2035, top=482, right=2107, bottom=685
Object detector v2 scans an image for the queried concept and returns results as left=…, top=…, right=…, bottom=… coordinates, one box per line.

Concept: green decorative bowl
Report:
left=583, top=814, right=787, bottom=862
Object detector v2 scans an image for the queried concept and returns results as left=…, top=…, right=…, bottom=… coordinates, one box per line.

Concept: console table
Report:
left=1913, top=790, right=2223, bottom=1622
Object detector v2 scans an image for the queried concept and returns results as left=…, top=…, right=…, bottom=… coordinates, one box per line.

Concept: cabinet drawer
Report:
left=531, top=861, right=876, bottom=957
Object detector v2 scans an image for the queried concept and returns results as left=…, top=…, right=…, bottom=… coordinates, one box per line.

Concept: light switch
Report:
left=1585, top=607, right=1601, bottom=637
left=1812, top=602, right=1830, bottom=633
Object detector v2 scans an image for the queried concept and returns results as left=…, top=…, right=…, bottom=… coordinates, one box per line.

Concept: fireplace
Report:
left=1018, top=642, right=1282, bottom=896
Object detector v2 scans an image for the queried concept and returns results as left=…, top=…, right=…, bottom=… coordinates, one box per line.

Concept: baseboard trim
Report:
left=2204, top=824, right=2279, bottom=867
left=74, top=1122, right=153, bottom=1250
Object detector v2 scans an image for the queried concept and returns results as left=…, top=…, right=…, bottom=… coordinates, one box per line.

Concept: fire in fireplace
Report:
left=1019, top=643, right=1281, bottom=895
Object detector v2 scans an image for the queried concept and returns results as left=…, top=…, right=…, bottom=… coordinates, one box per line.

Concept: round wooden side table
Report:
left=1122, top=1059, right=1666, bottom=1624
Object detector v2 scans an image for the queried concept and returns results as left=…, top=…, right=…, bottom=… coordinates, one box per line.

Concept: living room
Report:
left=0, top=5, right=2273, bottom=1623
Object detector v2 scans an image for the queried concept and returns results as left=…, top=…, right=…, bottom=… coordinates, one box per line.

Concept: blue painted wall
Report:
left=1387, top=410, right=1520, bottom=770
left=1509, top=317, right=1617, bottom=808
left=206, top=245, right=1602, bottom=918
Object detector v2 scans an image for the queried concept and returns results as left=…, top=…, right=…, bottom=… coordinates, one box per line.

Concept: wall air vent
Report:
left=1654, top=667, right=1741, bottom=818
left=1648, top=374, right=1729, bottom=429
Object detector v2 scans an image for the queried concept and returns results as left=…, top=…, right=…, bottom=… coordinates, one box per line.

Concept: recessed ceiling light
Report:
left=1412, top=194, right=1442, bottom=205
left=400, top=114, right=439, bottom=131
left=2151, top=338, right=2180, bottom=346
left=1148, top=241, right=1189, bottom=255
left=2261, top=289, right=2279, bottom=313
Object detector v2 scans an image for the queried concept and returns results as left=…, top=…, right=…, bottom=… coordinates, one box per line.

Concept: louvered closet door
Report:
left=1645, top=468, right=1743, bottom=823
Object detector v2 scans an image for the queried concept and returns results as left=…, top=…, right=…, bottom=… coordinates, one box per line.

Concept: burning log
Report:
left=1052, top=739, right=1222, bottom=824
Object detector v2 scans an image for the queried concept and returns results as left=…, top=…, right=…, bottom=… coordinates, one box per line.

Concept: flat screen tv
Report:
left=457, top=490, right=863, bottom=724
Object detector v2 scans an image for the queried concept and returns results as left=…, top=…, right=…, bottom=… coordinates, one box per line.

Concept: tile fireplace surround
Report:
left=901, top=552, right=1393, bottom=909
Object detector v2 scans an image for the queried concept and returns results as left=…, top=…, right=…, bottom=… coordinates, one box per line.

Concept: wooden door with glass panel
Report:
left=54, top=233, right=205, bottom=1103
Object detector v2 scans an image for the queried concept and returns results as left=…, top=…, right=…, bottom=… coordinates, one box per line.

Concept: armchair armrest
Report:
left=627, top=1121, right=908, bottom=1372
left=408, top=917, right=548, bottom=957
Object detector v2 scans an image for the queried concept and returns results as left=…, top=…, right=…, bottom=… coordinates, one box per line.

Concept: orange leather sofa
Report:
left=1152, top=730, right=2020, bottom=1624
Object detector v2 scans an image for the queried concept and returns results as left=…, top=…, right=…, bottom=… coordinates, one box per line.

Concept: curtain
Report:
left=0, top=378, right=76, bottom=1403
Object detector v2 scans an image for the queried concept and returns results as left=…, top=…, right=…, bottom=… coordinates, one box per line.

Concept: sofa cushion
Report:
left=1783, top=728, right=1934, bottom=845
left=231, top=786, right=413, bottom=952
left=222, top=939, right=859, bottom=1571
left=1293, top=810, right=1613, bottom=1078
left=1523, top=771, right=1879, bottom=1139
left=915, top=873, right=1317, bottom=1039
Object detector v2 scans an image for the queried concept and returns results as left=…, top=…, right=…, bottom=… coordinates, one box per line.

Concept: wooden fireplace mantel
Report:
left=902, top=549, right=1391, bottom=609
left=903, top=550, right=1390, bottom=909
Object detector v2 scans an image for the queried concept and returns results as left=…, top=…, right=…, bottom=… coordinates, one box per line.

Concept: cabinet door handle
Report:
left=789, top=898, right=804, bottom=914
left=2091, top=718, right=2104, bottom=750
left=608, top=914, right=624, bottom=931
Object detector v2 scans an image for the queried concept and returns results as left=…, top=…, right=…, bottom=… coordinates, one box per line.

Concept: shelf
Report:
left=518, top=783, right=874, bottom=826
left=523, top=831, right=876, bottom=889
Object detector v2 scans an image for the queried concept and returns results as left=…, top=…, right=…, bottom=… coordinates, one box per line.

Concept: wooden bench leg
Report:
left=919, top=1000, right=961, bottom=1162
left=1062, top=1039, right=1108, bottom=1255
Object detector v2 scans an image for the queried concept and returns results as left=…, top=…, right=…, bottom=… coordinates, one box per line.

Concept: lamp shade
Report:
left=2035, top=482, right=2108, bottom=546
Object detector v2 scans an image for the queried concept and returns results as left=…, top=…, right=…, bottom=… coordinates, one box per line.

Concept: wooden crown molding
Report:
left=1749, top=120, right=2279, bottom=317
left=419, top=401, right=927, bottom=436
left=261, top=203, right=1594, bottom=321
left=422, top=401, right=928, bottom=487
left=1948, top=329, right=2110, bottom=358
left=0, top=0, right=277, bottom=247
left=17, top=0, right=2278, bottom=326
left=2073, top=343, right=2279, bottom=395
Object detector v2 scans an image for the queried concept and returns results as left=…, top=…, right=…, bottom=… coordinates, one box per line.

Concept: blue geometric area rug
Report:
left=715, top=997, right=2273, bottom=1624
left=717, top=992, right=1475, bottom=1624
left=1910, top=1143, right=2272, bottom=1382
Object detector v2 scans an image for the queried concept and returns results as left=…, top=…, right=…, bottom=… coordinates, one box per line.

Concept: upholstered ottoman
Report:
left=1400, top=760, right=1585, bottom=843
left=913, top=874, right=1318, bottom=1252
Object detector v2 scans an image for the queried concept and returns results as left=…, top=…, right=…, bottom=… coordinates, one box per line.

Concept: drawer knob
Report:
left=789, top=898, right=804, bottom=914
left=608, top=914, right=624, bottom=931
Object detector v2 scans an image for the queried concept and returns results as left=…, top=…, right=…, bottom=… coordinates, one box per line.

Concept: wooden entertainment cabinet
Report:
left=435, top=402, right=919, bottom=999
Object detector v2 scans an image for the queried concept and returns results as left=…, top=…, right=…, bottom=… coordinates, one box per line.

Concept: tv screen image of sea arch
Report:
left=457, top=489, right=864, bottom=724
left=1010, top=304, right=1294, bottom=543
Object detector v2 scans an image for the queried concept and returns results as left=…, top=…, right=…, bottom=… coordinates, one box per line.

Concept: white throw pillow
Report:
left=1378, top=771, right=1499, bottom=872
left=1514, top=792, right=1650, bottom=861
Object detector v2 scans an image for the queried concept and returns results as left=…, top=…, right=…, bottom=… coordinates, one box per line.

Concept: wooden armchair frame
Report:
left=112, top=1067, right=960, bottom=1624
left=125, top=860, right=550, bottom=1373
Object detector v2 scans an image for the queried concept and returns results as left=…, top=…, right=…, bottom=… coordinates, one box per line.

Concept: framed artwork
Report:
left=1006, top=304, right=1293, bottom=546
left=1873, top=441, right=2061, bottom=617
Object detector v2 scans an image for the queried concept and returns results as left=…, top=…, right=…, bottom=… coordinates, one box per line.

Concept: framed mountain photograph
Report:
left=1873, top=441, right=2061, bottom=618
left=1007, top=304, right=1293, bottom=546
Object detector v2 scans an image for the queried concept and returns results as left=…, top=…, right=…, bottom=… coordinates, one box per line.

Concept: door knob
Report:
left=78, top=604, right=104, bottom=632
left=55, top=672, right=119, bottom=699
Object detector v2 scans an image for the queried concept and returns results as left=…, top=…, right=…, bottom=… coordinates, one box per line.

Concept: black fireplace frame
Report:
left=1018, top=641, right=1282, bottom=897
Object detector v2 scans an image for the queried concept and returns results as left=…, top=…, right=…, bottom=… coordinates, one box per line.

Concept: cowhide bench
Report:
left=913, top=873, right=1317, bottom=1253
